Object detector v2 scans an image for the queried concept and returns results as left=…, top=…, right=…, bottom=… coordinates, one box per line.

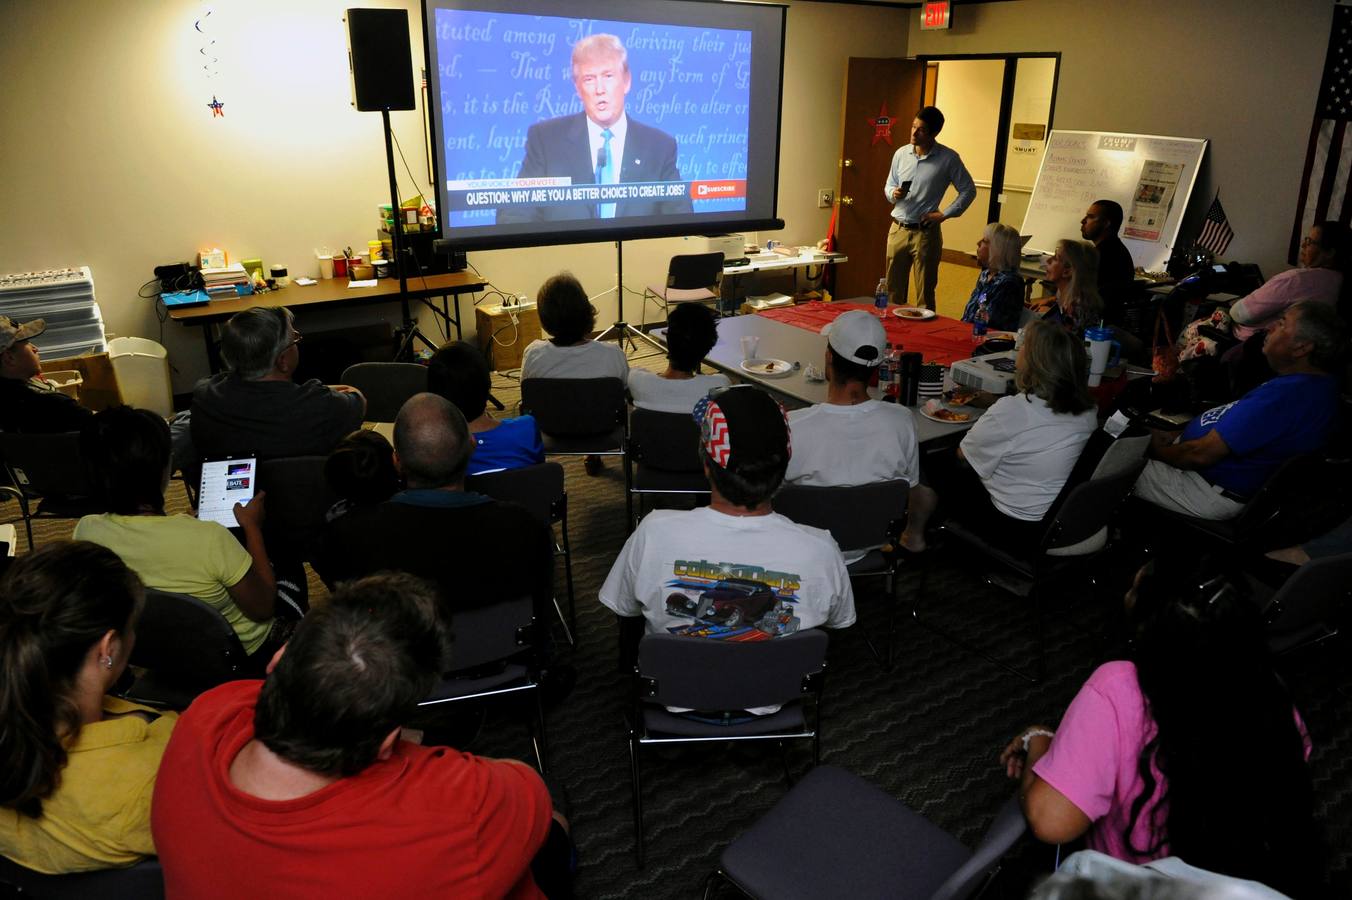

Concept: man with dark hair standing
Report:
left=1133, top=301, right=1345, bottom=520
left=317, top=393, right=554, bottom=631
left=1080, top=199, right=1136, bottom=292
left=151, top=572, right=566, bottom=898
left=600, top=384, right=854, bottom=678
left=883, top=105, right=977, bottom=309
left=191, top=306, right=366, bottom=461
left=785, top=310, right=919, bottom=512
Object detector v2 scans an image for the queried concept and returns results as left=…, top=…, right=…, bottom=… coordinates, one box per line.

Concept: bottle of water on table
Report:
left=878, top=342, right=894, bottom=400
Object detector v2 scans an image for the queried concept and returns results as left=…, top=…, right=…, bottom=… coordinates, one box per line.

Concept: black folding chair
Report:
left=0, top=430, right=102, bottom=549
left=640, top=251, right=725, bottom=328
left=0, top=855, right=164, bottom=899
left=1139, top=453, right=1348, bottom=559
left=467, top=462, right=576, bottom=645
left=628, top=630, right=828, bottom=866
left=1258, top=551, right=1352, bottom=656
left=774, top=480, right=910, bottom=667
left=626, top=406, right=709, bottom=523
left=255, top=455, right=335, bottom=566
left=121, top=589, right=249, bottom=710
left=922, top=434, right=1150, bottom=681
left=706, top=766, right=1025, bottom=900
left=340, top=361, right=428, bottom=422
left=520, top=377, right=631, bottom=525
left=415, top=595, right=548, bottom=772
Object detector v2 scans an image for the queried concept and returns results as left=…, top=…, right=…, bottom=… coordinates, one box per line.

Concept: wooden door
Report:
left=834, top=58, right=926, bottom=301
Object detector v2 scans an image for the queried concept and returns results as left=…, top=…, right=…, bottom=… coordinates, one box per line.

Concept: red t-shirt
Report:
left=151, top=681, right=552, bottom=899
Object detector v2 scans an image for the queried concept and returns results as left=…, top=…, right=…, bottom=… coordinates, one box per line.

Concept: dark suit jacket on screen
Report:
left=496, top=113, right=693, bottom=223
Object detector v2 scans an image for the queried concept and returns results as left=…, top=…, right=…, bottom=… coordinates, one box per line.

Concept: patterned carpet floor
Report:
left=5, top=336, right=1349, bottom=898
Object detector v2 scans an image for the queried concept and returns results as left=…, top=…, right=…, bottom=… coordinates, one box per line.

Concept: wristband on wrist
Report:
left=1021, top=728, right=1055, bottom=753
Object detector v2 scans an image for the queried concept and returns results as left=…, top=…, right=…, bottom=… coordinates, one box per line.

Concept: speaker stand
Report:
left=596, top=239, right=662, bottom=353
left=379, top=109, right=438, bottom=363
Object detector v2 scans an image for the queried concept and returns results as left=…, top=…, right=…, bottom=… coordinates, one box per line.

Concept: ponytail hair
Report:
left=0, top=541, right=143, bottom=818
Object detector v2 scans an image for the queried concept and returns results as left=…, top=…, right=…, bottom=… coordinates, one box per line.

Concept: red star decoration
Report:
left=208, top=95, right=225, bottom=117
left=869, top=103, right=894, bottom=146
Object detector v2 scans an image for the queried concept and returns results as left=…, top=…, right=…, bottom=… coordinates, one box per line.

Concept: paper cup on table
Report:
left=740, top=336, right=760, bottom=360
left=317, top=254, right=334, bottom=279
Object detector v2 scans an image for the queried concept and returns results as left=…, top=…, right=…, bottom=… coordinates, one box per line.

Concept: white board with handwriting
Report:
left=1020, top=130, right=1208, bottom=273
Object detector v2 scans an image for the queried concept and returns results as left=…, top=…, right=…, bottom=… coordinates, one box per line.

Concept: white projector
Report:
left=696, top=233, right=746, bottom=266
left=949, top=350, right=1017, bottom=395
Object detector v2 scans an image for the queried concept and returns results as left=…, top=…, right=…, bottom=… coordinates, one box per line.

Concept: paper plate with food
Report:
left=919, top=398, right=973, bottom=424
left=892, top=306, right=937, bottom=320
left=740, top=358, right=796, bottom=378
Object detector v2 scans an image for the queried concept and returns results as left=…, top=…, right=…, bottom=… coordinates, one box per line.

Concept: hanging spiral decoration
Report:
left=196, top=6, right=219, bottom=80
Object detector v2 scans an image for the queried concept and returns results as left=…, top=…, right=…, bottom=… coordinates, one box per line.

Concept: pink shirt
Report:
left=1033, top=661, right=1311, bottom=864
left=1230, top=267, right=1341, bottom=342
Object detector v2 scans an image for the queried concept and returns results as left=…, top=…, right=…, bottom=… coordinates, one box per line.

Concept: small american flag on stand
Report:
left=1195, top=193, right=1234, bottom=257
left=1289, top=0, right=1352, bottom=263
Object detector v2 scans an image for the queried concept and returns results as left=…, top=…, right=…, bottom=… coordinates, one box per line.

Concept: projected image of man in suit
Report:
left=497, top=34, right=694, bottom=224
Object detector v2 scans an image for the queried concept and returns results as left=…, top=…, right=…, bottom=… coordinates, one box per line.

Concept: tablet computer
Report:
left=198, top=455, right=258, bottom=528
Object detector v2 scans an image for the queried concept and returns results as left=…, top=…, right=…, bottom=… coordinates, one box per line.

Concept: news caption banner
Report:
left=432, top=10, right=751, bottom=226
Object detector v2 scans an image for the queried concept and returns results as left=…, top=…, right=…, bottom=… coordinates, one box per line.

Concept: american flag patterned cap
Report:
left=692, top=384, right=790, bottom=470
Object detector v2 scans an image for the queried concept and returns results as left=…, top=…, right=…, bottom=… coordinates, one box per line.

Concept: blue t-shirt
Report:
left=1182, top=373, right=1338, bottom=497
left=467, top=415, right=545, bottom=476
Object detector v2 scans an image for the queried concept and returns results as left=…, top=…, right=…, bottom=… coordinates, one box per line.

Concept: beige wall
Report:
left=909, top=0, right=1333, bottom=275
left=933, top=58, right=1004, bottom=254
left=0, top=0, right=907, bottom=391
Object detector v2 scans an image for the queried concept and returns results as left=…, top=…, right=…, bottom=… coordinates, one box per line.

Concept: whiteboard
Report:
left=1019, top=130, right=1208, bottom=273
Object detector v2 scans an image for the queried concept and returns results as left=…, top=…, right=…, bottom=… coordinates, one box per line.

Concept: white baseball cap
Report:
left=823, top=310, right=886, bottom=367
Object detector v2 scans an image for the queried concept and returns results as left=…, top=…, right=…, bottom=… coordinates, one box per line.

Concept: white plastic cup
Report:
left=740, top=335, right=760, bottom=360
left=1085, top=327, right=1116, bottom=387
left=317, top=254, right=334, bottom=279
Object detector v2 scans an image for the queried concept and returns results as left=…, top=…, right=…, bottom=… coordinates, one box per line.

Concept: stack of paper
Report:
left=201, top=264, right=250, bottom=295
left=743, top=293, right=795, bottom=310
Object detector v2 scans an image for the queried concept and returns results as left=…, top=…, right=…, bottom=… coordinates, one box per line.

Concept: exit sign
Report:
left=921, top=0, right=952, bottom=31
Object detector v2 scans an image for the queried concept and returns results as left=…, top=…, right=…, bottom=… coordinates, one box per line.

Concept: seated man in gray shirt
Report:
left=190, top=306, right=366, bottom=461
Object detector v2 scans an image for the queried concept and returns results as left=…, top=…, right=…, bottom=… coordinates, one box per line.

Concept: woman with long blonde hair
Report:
left=1041, top=239, right=1103, bottom=334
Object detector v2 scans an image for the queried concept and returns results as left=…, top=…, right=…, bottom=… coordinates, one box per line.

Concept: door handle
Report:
left=839, top=195, right=854, bottom=206
left=842, top=158, right=854, bottom=168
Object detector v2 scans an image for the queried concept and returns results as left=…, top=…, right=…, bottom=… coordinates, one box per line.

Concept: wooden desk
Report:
left=170, top=271, right=488, bottom=371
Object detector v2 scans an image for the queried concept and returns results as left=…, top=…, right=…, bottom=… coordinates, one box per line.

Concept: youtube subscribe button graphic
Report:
left=690, top=180, right=746, bottom=199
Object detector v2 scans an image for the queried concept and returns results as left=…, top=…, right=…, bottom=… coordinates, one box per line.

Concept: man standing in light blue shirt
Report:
left=883, top=106, right=977, bottom=309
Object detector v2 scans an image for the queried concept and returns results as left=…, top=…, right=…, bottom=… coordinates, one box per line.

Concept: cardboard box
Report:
left=42, top=352, right=123, bottom=411
left=475, top=305, right=541, bottom=372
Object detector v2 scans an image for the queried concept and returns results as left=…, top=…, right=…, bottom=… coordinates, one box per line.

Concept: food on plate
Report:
left=947, top=389, right=978, bottom=406
left=929, top=407, right=971, bottom=422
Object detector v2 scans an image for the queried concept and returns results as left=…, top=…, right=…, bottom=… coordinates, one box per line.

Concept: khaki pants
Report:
left=884, top=220, right=943, bottom=309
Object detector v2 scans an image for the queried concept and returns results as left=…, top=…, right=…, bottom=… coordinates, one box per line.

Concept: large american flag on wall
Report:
left=1290, top=0, right=1352, bottom=263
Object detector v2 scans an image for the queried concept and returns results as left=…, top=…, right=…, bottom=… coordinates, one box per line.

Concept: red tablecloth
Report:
left=757, top=302, right=978, bottom=365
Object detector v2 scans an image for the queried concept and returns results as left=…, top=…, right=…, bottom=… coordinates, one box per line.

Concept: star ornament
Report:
left=869, top=103, right=894, bottom=146
left=208, top=95, right=225, bottom=117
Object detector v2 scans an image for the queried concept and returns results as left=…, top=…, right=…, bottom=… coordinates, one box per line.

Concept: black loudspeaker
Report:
left=345, top=8, right=415, bottom=111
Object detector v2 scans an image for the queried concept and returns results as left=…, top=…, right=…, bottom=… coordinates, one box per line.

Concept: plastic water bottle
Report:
left=886, top=344, right=903, bottom=401
left=878, top=342, right=894, bottom=399
left=874, top=278, right=889, bottom=317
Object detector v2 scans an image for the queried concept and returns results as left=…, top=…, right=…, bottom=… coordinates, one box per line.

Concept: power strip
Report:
left=484, top=298, right=536, bottom=316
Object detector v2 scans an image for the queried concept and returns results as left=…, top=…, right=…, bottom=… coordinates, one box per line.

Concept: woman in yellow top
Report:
left=0, top=541, right=176, bottom=873
left=73, top=406, right=289, bottom=670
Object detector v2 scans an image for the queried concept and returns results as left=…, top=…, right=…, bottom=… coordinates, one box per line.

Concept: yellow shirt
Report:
left=73, top=513, right=270, bottom=654
left=0, top=697, right=177, bottom=873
